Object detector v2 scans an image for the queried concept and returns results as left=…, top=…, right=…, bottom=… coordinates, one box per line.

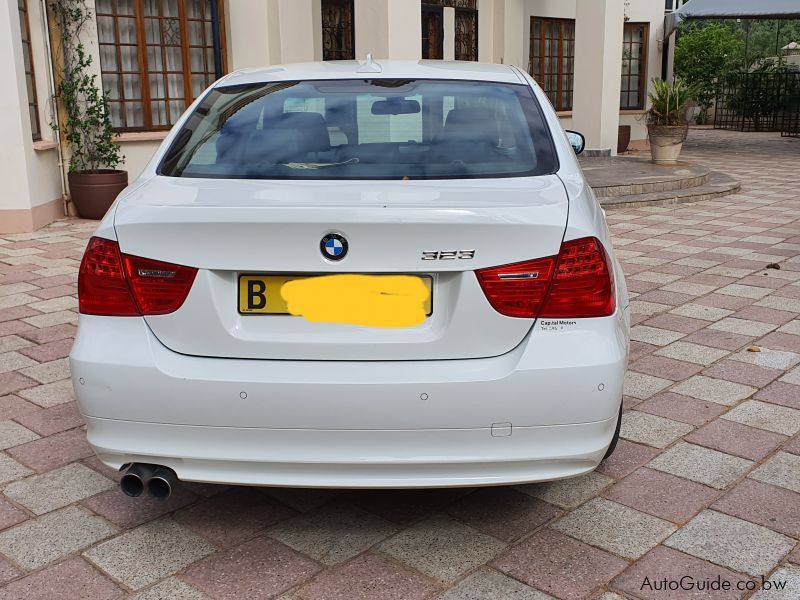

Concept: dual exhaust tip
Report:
left=120, top=464, right=177, bottom=500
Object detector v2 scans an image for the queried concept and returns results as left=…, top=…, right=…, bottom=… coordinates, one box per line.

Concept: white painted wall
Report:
left=0, top=0, right=61, bottom=221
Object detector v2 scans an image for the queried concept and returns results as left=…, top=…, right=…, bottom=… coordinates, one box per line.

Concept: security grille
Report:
left=715, top=71, right=800, bottom=137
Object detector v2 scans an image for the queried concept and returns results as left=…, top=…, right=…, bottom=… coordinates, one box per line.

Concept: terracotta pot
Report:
left=617, top=125, right=631, bottom=154
left=68, top=170, right=128, bottom=220
left=647, top=124, right=688, bottom=164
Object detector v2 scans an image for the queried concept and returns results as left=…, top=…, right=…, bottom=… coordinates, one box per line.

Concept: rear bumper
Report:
left=70, top=313, right=628, bottom=488
left=84, top=416, right=617, bottom=488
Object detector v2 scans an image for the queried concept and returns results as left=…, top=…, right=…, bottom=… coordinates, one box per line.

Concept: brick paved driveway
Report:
left=1, top=129, right=799, bottom=599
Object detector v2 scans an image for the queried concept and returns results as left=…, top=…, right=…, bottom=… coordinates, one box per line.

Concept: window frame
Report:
left=96, top=0, right=228, bottom=133
left=18, top=0, right=42, bottom=141
left=321, top=0, right=355, bottom=61
left=620, top=22, right=649, bottom=111
left=528, top=17, right=575, bottom=113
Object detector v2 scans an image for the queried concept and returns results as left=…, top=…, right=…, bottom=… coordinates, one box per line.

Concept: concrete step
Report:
left=582, top=157, right=711, bottom=198
left=598, top=171, right=741, bottom=209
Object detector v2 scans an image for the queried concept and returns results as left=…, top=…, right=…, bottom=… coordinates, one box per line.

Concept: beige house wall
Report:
left=2, top=0, right=667, bottom=232
left=0, top=0, right=63, bottom=233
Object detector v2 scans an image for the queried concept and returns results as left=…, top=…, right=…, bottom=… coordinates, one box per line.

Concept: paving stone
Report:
left=686, top=419, right=787, bottom=461
left=664, top=510, right=795, bottom=577
left=620, top=410, right=694, bottom=448
left=379, top=514, right=506, bottom=583
left=709, top=317, right=777, bottom=337
left=777, top=320, right=800, bottom=335
left=636, top=392, right=727, bottom=426
left=655, top=341, right=730, bottom=365
left=83, top=484, right=198, bottom=530
left=648, top=442, right=753, bottom=489
left=623, top=372, right=672, bottom=400
left=17, top=378, right=75, bottom=407
left=603, top=468, right=719, bottom=524
left=84, top=518, right=215, bottom=590
left=0, top=351, right=37, bottom=374
left=296, top=553, right=440, bottom=600
left=597, top=439, right=661, bottom=479
left=0, top=497, right=26, bottom=531
left=0, top=394, right=38, bottom=421
left=0, top=506, right=117, bottom=569
left=264, top=487, right=341, bottom=512
left=722, top=400, right=800, bottom=436
left=611, top=545, right=751, bottom=600
left=3, top=462, right=115, bottom=515
left=19, top=359, right=70, bottom=385
left=670, top=375, right=756, bottom=406
left=752, top=565, right=800, bottom=600
left=17, top=337, right=73, bottom=362
left=0, top=372, right=37, bottom=396
left=749, top=451, right=800, bottom=493
left=717, top=284, right=772, bottom=300
left=713, top=479, right=800, bottom=537
left=0, top=420, right=39, bottom=450
left=129, top=578, right=208, bottom=600
left=517, top=471, right=613, bottom=509
left=268, top=501, right=396, bottom=566
left=0, top=335, right=33, bottom=353
left=0, top=556, right=20, bottom=586
left=552, top=497, right=676, bottom=559
left=629, top=355, right=703, bottom=380
left=702, top=360, right=782, bottom=388
left=492, top=529, right=628, bottom=600
left=780, top=365, right=800, bottom=385
left=445, top=487, right=562, bottom=542
left=7, top=427, right=93, bottom=472
left=0, top=557, right=122, bottom=600
left=682, top=328, right=752, bottom=351
left=438, top=569, right=551, bottom=600
left=351, top=488, right=467, bottom=526
left=630, top=326, right=685, bottom=347
left=0, top=452, right=33, bottom=486
left=670, top=303, right=734, bottom=322
left=756, top=381, right=800, bottom=409
left=174, top=487, right=295, bottom=547
left=13, top=401, right=84, bottom=436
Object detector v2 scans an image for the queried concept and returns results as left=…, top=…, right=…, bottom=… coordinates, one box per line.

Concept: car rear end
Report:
left=70, top=62, right=629, bottom=488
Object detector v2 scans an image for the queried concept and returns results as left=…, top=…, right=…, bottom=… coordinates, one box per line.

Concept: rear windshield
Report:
left=158, top=79, right=558, bottom=180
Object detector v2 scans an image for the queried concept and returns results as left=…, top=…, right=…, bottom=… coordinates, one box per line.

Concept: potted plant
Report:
left=646, top=78, right=692, bottom=164
left=51, top=0, right=126, bottom=219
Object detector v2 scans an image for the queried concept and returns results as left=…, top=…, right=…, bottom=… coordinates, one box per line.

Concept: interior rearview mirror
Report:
left=371, top=99, right=421, bottom=116
left=565, top=130, right=585, bottom=155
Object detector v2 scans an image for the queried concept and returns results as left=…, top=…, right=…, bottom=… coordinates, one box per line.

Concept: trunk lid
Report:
left=113, top=175, right=568, bottom=360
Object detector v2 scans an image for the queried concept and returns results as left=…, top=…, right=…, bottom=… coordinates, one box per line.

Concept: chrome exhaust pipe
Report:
left=147, top=466, right=177, bottom=501
left=120, top=463, right=155, bottom=497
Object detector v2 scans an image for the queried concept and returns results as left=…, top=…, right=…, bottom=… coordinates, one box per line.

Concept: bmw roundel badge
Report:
left=320, top=232, right=348, bottom=261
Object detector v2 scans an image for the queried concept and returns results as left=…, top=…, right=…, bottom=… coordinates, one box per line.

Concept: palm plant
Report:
left=647, top=78, right=693, bottom=126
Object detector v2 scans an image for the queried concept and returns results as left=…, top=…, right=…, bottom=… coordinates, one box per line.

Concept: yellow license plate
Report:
left=238, top=274, right=433, bottom=316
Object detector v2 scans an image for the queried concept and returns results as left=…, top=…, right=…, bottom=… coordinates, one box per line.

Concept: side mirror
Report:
left=565, top=130, right=585, bottom=155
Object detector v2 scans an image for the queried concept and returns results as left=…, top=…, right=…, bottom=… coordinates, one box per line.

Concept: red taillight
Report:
left=121, top=254, right=197, bottom=315
left=78, top=238, right=140, bottom=316
left=78, top=237, right=197, bottom=316
left=476, top=237, right=615, bottom=319
left=475, top=257, right=556, bottom=318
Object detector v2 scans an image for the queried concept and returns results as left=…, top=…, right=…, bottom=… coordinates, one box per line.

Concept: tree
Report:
left=675, top=23, right=743, bottom=123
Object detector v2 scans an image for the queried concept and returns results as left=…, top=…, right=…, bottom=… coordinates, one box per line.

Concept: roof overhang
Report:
left=665, top=0, right=800, bottom=38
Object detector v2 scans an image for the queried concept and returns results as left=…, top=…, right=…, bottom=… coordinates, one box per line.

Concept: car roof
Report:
left=218, top=59, right=527, bottom=87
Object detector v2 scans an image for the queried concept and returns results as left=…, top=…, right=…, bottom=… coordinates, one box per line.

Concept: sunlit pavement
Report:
left=0, top=129, right=798, bottom=599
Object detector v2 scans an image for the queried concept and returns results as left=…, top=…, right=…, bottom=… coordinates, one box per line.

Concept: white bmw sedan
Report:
left=70, top=60, right=629, bottom=498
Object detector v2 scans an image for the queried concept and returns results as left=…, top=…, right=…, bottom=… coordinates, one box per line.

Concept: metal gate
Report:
left=714, top=71, right=800, bottom=136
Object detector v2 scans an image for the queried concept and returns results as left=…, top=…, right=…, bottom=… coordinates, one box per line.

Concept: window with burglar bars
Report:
left=18, top=0, right=41, bottom=140
left=96, top=0, right=226, bottom=131
left=529, top=17, right=575, bottom=112
left=322, top=0, right=355, bottom=61
left=620, top=23, right=648, bottom=110
left=454, top=1, right=478, bottom=61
